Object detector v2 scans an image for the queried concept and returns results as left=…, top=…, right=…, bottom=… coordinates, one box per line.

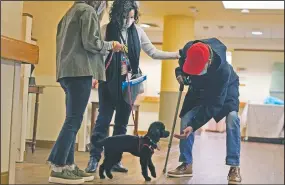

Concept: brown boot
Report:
left=167, top=163, right=193, bottom=178
left=228, top=167, right=242, bottom=184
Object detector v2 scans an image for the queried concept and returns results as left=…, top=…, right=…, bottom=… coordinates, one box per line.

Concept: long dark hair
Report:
left=109, top=0, right=140, bottom=30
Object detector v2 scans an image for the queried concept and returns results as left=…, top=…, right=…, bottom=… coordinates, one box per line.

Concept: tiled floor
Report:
left=16, top=132, right=284, bottom=184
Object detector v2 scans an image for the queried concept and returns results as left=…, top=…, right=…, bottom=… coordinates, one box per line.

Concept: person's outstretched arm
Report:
left=138, top=26, right=180, bottom=60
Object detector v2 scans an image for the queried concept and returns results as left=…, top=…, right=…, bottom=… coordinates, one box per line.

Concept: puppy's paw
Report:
left=99, top=175, right=105, bottom=179
left=106, top=173, right=113, bottom=179
left=151, top=172, right=156, bottom=178
left=144, top=176, right=151, bottom=181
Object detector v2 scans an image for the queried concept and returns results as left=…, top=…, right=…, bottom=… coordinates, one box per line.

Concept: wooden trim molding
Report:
left=1, top=171, right=9, bottom=185
left=152, top=42, right=163, bottom=46
left=142, top=96, right=160, bottom=103
left=22, top=13, right=33, bottom=18
left=1, top=35, right=39, bottom=64
left=137, top=130, right=147, bottom=136
left=234, top=49, right=284, bottom=53
left=31, top=37, right=38, bottom=42
left=26, top=140, right=78, bottom=150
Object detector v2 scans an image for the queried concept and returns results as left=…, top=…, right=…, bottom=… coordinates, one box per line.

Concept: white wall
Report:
left=232, top=51, right=284, bottom=103
left=139, top=48, right=162, bottom=97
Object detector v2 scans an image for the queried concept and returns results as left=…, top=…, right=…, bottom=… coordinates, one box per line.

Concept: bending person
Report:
left=167, top=38, right=242, bottom=185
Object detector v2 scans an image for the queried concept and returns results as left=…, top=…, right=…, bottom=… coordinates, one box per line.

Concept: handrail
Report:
left=1, top=35, right=39, bottom=64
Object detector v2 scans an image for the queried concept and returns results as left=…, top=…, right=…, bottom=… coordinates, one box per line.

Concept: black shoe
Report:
left=85, top=156, right=99, bottom=173
left=112, top=162, right=128, bottom=173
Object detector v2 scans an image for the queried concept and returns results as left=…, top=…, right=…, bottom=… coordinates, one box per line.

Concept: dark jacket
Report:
left=175, top=38, right=240, bottom=132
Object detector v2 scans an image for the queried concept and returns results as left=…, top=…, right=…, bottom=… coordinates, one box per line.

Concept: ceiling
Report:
left=139, top=1, right=284, bottom=23
left=137, top=1, right=284, bottom=49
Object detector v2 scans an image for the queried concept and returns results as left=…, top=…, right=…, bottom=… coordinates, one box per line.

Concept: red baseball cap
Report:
left=183, top=42, right=210, bottom=75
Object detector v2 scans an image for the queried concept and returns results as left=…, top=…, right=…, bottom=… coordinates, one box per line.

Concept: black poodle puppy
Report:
left=97, top=121, right=170, bottom=181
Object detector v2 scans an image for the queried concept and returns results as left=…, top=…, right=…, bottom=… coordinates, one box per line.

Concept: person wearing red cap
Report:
left=167, top=38, right=241, bottom=184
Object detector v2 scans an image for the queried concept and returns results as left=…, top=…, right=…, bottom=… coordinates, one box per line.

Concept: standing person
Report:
left=167, top=38, right=242, bottom=184
left=85, top=0, right=180, bottom=173
left=47, top=1, right=123, bottom=184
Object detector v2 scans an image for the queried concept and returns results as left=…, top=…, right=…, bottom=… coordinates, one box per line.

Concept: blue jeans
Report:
left=89, top=84, right=131, bottom=160
left=48, top=76, right=92, bottom=166
left=179, top=108, right=241, bottom=166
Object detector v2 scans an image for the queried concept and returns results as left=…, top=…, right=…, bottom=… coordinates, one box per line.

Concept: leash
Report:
left=105, top=51, right=114, bottom=71
left=122, top=51, right=136, bottom=127
left=105, top=50, right=136, bottom=127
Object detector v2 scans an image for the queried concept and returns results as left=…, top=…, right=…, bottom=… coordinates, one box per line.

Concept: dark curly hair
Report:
left=109, top=0, right=140, bottom=30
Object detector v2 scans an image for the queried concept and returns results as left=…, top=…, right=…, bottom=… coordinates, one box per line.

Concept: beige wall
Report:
left=23, top=1, right=73, bottom=77
left=1, top=1, right=24, bottom=173
left=232, top=51, right=284, bottom=103
left=1, top=1, right=24, bottom=40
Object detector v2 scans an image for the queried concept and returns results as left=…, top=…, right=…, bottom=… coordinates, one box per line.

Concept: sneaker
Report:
left=112, top=162, right=128, bottom=173
left=228, top=167, right=242, bottom=184
left=85, top=156, right=99, bottom=173
left=72, top=166, right=94, bottom=182
left=167, top=163, right=193, bottom=177
left=48, top=169, right=84, bottom=184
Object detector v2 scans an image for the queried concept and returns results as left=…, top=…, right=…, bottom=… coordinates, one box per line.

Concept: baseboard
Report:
left=245, top=137, right=284, bottom=145
left=137, top=130, right=147, bottom=136
left=26, top=140, right=78, bottom=150
left=1, top=171, right=9, bottom=185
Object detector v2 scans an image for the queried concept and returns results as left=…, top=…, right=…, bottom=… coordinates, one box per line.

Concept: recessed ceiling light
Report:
left=252, top=31, right=263, bottom=35
left=241, top=9, right=250, bottom=13
left=189, top=6, right=198, bottom=13
left=222, top=1, right=284, bottom=10
left=140, top=24, right=151, bottom=28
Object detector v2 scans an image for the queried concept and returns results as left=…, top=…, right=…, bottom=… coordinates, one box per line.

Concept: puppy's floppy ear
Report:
left=147, top=123, right=161, bottom=143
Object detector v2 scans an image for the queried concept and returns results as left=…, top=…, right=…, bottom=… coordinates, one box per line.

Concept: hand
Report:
left=176, top=51, right=181, bottom=59
left=176, top=75, right=184, bottom=85
left=92, top=79, right=98, bottom=89
left=177, top=75, right=190, bottom=85
left=112, top=41, right=123, bottom=52
left=131, top=73, right=139, bottom=80
left=174, top=126, right=193, bottom=140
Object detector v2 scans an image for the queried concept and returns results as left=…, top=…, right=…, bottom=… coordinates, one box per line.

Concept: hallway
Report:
left=16, top=132, right=284, bottom=184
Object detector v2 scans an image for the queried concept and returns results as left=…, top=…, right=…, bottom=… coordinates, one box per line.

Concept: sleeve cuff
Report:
left=187, top=119, right=200, bottom=132
left=100, top=41, right=113, bottom=54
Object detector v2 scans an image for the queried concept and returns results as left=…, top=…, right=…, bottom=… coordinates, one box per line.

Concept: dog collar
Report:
left=138, top=136, right=158, bottom=154
left=145, top=136, right=158, bottom=149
